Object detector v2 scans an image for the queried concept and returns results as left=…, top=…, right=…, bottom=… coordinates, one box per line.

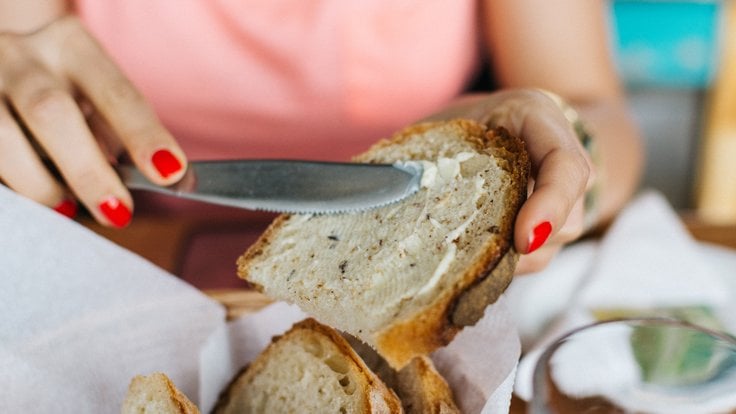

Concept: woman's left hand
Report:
left=425, top=88, right=595, bottom=274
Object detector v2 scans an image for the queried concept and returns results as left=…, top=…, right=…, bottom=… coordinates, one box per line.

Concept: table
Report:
left=81, top=211, right=736, bottom=413
left=80, top=210, right=736, bottom=321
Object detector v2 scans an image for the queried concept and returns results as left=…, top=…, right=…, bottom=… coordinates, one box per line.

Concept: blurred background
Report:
left=84, top=0, right=736, bottom=286
left=608, top=0, right=735, bottom=223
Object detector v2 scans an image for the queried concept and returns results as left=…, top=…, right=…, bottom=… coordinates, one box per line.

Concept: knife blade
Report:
left=118, top=159, right=423, bottom=214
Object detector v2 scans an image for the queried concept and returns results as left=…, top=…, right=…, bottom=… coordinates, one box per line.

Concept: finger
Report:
left=78, top=98, right=126, bottom=163
left=547, top=197, right=585, bottom=246
left=54, top=22, right=187, bottom=185
left=3, top=53, right=133, bottom=228
left=513, top=109, right=591, bottom=255
left=515, top=243, right=563, bottom=275
left=515, top=146, right=589, bottom=254
left=0, top=100, right=77, bottom=217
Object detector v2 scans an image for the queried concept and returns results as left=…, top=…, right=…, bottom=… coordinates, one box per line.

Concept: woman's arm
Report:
left=431, top=0, right=643, bottom=273
left=485, top=0, right=643, bottom=227
left=485, top=0, right=644, bottom=272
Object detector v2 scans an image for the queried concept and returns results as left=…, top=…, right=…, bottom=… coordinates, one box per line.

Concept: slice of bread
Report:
left=238, top=119, right=529, bottom=368
left=212, top=318, right=403, bottom=414
left=122, top=372, right=200, bottom=414
left=394, top=356, right=460, bottom=414
left=347, top=335, right=460, bottom=414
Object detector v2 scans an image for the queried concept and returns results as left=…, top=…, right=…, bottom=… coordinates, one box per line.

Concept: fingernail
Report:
left=527, top=221, right=552, bottom=254
left=53, top=199, right=78, bottom=219
left=98, top=196, right=131, bottom=228
left=151, top=149, right=182, bottom=178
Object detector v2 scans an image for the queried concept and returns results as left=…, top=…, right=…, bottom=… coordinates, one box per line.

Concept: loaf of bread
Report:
left=213, top=318, right=403, bottom=414
left=121, top=319, right=460, bottom=414
left=122, top=319, right=462, bottom=414
left=238, top=120, right=529, bottom=368
left=122, top=372, right=200, bottom=414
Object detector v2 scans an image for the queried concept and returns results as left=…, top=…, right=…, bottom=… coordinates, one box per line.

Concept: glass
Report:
left=529, top=318, right=736, bottom=413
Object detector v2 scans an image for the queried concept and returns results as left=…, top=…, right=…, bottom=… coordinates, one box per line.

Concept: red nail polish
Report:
left=151, top=149, right=182, bottom=178
left=98, top=197, right=131, bottom=228
left=528, top=221, right=552, bottom=254
left=53, top=199, right=78, bottom=219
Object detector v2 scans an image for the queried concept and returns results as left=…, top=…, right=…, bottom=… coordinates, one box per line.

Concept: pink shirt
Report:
left=74, top=0, right=481, bottom=162
left=73, top=1, right=482, bottom=288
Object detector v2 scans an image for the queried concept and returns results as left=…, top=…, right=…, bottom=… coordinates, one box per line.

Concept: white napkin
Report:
left=0, top=186, right=225, bottom=412
left=0, top=185, right=520, bottom=413
left=510, top=190, right=736, bottom=408
left=504, top=240, right=599, bottom=351
left=579, top=191, right=729, bottom=309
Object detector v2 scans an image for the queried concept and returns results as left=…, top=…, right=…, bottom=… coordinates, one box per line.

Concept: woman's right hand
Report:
left=0, top=15, right=187, bottom=227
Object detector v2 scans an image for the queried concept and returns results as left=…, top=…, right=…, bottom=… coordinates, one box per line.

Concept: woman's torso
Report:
left=72, top=0, right=483, bottom=288
left=74, top=0, right=482, bottom=161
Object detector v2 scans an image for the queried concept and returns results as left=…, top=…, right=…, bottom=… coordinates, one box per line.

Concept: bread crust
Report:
left=122, top=373, right=200, bottom=414
left=346, top=335, right=460, bottom=414
left=237, top=214, right=290, bottom=281
left=396, top=356, right=460, bottom=414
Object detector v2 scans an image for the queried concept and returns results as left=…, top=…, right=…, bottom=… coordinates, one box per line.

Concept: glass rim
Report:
left=529, top=316, right=736, bottom=414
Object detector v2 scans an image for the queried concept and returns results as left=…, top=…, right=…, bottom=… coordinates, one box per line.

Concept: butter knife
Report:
left=118, top=160, right=423, bottom=214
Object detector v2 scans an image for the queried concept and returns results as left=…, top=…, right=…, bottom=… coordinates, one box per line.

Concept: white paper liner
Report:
left=0, top=185, right=520, bottom=413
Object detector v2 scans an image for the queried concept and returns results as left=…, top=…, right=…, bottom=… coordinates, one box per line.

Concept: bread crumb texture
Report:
left=213, top=318, right=402, bottom=414
left=122, top=372, right=200, bottom=414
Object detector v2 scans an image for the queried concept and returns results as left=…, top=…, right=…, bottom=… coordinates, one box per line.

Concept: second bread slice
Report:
left=213, top=318, right=402, bottom=414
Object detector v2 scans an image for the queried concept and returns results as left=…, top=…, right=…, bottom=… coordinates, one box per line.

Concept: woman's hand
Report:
left=425, top=89, right=595, bottom=274
left=0, top=15, right=186, bottom=227
left=475, top=0, right=644, bottom=273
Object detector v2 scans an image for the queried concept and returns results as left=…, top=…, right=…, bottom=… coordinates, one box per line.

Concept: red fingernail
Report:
left=527, top=221, right=552, bottom=253
left=98, top=197, right=131, bottom=228
left=151, top=149, right=182, bottom=178
left=53, top=199, right=78, bottom=219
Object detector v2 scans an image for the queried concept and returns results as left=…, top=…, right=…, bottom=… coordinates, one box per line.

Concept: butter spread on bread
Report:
left=238, top=120, right=529, bottom=368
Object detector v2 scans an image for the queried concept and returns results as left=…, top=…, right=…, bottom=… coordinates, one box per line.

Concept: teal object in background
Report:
left=610, top=0, right=723, bottom=89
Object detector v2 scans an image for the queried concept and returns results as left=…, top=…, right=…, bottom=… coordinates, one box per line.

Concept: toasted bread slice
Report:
left=122, top=372, right=200, bottom=414
left=394, top=356, right=460, bottom=414
left=213, top=318, right=403, bottom=414
left=238, top=120, right=529, bottom=368
left=347, top=335, right=460, bottom=414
